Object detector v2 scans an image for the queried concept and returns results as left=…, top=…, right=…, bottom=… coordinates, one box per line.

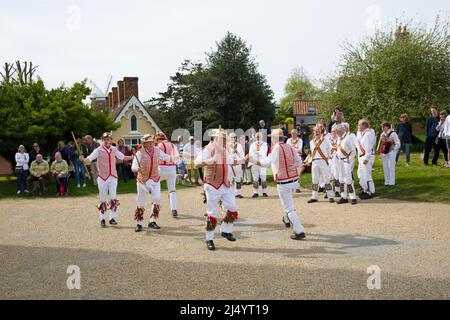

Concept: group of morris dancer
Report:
left=80, top=127, right=307, bottom=251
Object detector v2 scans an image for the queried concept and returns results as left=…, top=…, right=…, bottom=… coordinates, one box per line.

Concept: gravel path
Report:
left=0, top=186, right=449, bottom=300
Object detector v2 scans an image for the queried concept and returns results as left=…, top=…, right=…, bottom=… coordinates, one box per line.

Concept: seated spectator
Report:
left=29, top=143, right=46, bottom=163
left=27, top=154, right=49, bottom=196
left=15, top=145, right=30, bottom=195
left=51, top=152, right=69, bottom=196
left=395, top=113, right=413, bottom=166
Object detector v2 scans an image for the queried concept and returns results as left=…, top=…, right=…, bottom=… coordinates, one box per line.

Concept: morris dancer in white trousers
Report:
left=132, top=134, right=175, bottom=232
left=249, top=132, right=269, bottom=198
left=357, top=119, right=376, bottom=199
left=327, top=127, right=341, bottom=197
left=253, top=128, right=306, bottom=240
left=286, top=129, right=303, bottom=193
left=377, top=122, right=400, bottom=186
left=228, top=133, right=245, bottom=198
left=156, top=132, right=180, bottom=217
left=335, top=124, right=358, bottom=205
left=81, top=132, right=133, bottom=228
left=306, top=124, right=335, bottom=203
left=194, top=128, right=245, bottom=251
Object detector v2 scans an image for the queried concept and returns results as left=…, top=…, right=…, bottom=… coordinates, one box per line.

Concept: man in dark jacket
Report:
left=424, top=106, right=440, bottom=166
left=29, top=143, right=46, bottom=163
left=395, top=114, right=413, bottom=166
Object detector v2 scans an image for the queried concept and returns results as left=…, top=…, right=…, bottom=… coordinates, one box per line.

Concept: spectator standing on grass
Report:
left=28, top=154, right=49, bottom=196
left=298, top=119, right=311, bottom=150
left=70, top=138, right=87, bottom=188
left=15, top=145, right=30, bottom=194
left=443, top=112, right=450, bottom=168
left=436, top=111, right=449, bottom=167
left=423, top=106, right=440, bottom=166
left=395, top=114, right=413, bottom=166
left=327, top=107, right=345, bottom=133
left=116, top=139, right=131, bottom=183
left=51, top=152, right=69, bottom=196
left=84, top=135, right=100, bottom=186
left=29, top=143, right=46, bottom=163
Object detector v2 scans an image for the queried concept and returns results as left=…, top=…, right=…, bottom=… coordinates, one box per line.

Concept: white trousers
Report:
left=277, top=182, right=305, bottom=235
left=311, top=160, right=334, bottom=200
left=204, top=184, right=238, bottom=241
left=136, top=179, right=161, bottom=226
left=358, top=156, right=376, bottom=194
left=159, top=166, right=177, bottom=210
left=229, top=165, right=243, bottom=196
left=381, top=152, right=397, bottom=186
left=251, top=165, right=268, bottom=195
left=97, top=177, right=118, bottom=221
left=337, top=158, right=356, bottom=200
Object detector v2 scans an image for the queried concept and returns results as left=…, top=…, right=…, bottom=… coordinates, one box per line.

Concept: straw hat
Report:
left=141, top=134, right=155, bottom=143
left=210, top=127, right=227, bottom=138
left=101, top=132, right=112, bottom=140
left=155, top=132, right=167, bottom=141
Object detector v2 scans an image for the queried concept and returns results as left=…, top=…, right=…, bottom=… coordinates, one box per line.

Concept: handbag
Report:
left=15, top=166, right=24, bottom=175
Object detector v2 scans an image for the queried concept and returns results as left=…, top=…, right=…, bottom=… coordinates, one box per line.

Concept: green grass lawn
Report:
left=1, top=152, right=449, bottom=203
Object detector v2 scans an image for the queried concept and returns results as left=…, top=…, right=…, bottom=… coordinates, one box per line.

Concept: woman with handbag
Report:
left=377, top=122, right=400, bottom=186
left=15, top=145, right=30, bottom=194
left=436, top=111, right=449, bottom=167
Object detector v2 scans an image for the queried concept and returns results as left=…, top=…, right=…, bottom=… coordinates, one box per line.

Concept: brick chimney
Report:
left=123, top=77, right=139, bottom=101
left=111, top=87, right=119, bottom=110
left=117, top=80, right=125, bottom=106
left=108, top=92, right=113, bottom=110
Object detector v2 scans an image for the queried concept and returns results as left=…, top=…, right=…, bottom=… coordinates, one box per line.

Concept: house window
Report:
left=124, top=138, right=140, bottom=151
left=308, top=106, right=317, bottom=114
left=131, top=115, right=137, bottom=131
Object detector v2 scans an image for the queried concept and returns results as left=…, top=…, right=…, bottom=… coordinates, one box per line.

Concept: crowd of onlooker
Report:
left=12, top=106, right=450, bottom=196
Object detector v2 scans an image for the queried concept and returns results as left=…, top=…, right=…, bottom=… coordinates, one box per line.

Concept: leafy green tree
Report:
left=151, top=32, right=275, bottom=133
left=321, top=17, right=450, bottom=131
left=0, top=76, right=118, bottom=164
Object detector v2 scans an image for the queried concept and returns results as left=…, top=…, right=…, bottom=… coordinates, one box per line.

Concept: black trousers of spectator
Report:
left=56, top=175, right=68, bottom=194
left=27, top=175, right=46, bottom=193
left=436, top=138, right=449, bottom=162
left=198, top=167, right=204, bottom=181
left=116, top=163, right=129, bottom=183
left=423, top=137, right=440, bottom=165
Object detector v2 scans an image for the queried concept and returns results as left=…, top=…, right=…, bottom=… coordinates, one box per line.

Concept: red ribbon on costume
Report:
left=206, top=215, right=217, bottom=231
left=222, top=210, right=239, bottom=224
left=109, top=199, right=120, bottom=211
left=134, top=207, right=145, bottom=221
left=97, top=202, right=109, bottom=214
left=151, top=204, right=160, bottom=219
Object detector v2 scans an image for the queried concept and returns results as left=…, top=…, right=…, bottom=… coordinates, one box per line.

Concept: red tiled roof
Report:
left=293, top=100, right=322, bottom=115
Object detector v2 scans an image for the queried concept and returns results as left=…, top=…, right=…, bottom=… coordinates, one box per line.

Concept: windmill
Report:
left=88, top=75, right=113, bottom=111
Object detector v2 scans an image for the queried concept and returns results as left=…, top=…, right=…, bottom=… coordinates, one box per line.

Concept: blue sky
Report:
left=1, top=0, right=448, bottom=102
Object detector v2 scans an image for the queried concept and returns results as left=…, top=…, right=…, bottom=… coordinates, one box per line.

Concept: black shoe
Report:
left=324, top=194, right=328, bottom=199
left=206, top=240, right=215, bottom=251
left=109, top=219, right=118, bottom=225
left=359, top=192, right=370, bottom=200
left=263, top=193, right=269, bottom=198
left=135, top=225, right=143, bottom=232
left=236, top=195, right=244, bottom=199
left=335, top=192, right=341, bottom=198
left=318, top=187, right=325, bottom=193
left=282, top=217, right=291, bottom=228
left=252, top=194, right=259, bottom=198
left=221, top=232, right=236, bottom=242
left=172, top=210, right=178, bottom=217
left=337, top=198, right=349, bottom=205
left=296, top=189, right=301, bottom=194
left=307, top=199, right=318, bottom=204
left=351, top=199, right=358, bottom=205
left=100, top=220, right=106, bottom=228
left=290, top=232, right=306, bottom=240
left=329, top=198, right=335, bottom=203
left=148, top=222, right=161, bottom=230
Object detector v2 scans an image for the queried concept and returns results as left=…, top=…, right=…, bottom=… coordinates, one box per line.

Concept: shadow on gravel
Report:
left=1, top=244, right=448, bottom=300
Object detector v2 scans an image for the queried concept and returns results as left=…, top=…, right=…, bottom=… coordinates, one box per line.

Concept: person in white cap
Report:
left=194, top=127, right=245, bottom=251
left=356, top=119, right=376, bottom=199
left=335, top=124, right=358, bottom=205
left=305, top=124, right=335, bottom=203
left=286, top=129, right=303, bottom=193
left=132, top=134, right=176, bottom=232
left=81, top=132, right=134, bottom=228
left=249, top=132, right=269, bottom=198
left=155, top=132, right=180, bottom=216
left=228, top=132, right=245, bottom=198
left=252, top=128, right=306, bottom=240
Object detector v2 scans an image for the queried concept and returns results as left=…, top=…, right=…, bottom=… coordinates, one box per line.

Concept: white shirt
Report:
left=249, top=140, right=269, bottom=167
left=194, top=144, right=235, bottom=167
left=309, top=137, right=332, bottom=161
left=438, top=115, right=450, bottom=138
left=86, top=145, right=125, bottom=162
left=337, top=133, right=357, bottom=161
left=228, top=142, right=245, bottom=164
left=15, top=152, right=30, bottom=170
left=380, top=130, right=401, bottom=153
left=357, top=129, right=376, bottom=161
left=259, top=143, right=302, bottom=178
left=286, top=138, right=303, bottom=155
left=183, top=143, right=201, bottom=163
